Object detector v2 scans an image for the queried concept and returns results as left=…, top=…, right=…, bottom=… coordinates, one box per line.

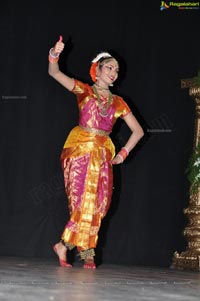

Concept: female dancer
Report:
left=48, top=36, right=144, bottom=268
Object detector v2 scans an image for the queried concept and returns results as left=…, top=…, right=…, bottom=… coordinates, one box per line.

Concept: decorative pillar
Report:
left=171, top=77, right=200, bottom=270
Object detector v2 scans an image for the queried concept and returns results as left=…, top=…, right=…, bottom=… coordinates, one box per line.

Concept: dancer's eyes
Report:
left=104, top=65, right=119, bottom=73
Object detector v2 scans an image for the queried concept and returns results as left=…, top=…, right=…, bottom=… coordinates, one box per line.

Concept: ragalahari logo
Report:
left=160, top=1, right=170, bottom=10
left=160, top=1, right=200, bottom=10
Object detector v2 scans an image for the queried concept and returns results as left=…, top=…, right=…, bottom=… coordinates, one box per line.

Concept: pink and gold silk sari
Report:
left=61, top=80, right=131, bottom=251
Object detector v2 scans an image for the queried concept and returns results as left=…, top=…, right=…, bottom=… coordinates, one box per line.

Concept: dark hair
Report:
left=98, top=56, right=118, bottom=69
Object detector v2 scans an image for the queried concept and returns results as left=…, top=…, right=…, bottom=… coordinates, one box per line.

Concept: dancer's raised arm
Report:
left=48, top=36, right=75, bottom=91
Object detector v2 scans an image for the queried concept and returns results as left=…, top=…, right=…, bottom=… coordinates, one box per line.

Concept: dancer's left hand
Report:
left=111, top=155, right=123, bottom=165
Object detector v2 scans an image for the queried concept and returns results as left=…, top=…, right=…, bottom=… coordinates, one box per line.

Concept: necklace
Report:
left=92, top=85, right=113, bottom=117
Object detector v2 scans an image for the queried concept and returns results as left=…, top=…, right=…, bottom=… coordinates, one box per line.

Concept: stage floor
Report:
left=0, top=256, right=200, bottom=300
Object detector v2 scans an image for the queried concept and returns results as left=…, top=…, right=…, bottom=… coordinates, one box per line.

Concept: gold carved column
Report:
left=171, top=77, right=200, bottom=270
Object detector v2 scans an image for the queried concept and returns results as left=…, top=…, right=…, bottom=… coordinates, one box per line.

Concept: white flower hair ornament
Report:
left=92, top=52, right=112, bottom=63
left=89, top=52, right=113, bottom=82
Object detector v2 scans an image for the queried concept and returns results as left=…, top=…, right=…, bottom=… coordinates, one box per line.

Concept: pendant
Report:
left=99, top=110, right=108, bottom=117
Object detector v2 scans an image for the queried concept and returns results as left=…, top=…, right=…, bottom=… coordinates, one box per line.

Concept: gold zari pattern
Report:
left=79, top=125, right=111, bottom=136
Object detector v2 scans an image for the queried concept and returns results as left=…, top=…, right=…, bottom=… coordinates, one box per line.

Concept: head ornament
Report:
left=91, top=52, right=112, bottom=63
left=90, top=52, right=112, bottom=82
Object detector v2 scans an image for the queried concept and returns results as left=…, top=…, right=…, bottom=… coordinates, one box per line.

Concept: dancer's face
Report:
left=98, top=58, right=119, bottom=86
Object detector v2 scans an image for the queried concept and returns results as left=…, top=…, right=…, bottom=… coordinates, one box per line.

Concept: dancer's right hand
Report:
left=51, top=35, right=65, bottom=56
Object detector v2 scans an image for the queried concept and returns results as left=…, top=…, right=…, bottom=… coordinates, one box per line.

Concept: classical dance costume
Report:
left=60, top=79, right=131, bottom=261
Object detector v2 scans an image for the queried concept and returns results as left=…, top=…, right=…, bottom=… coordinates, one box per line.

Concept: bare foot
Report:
left=83, top=257, right=96, bottom=269
left=54, top=242, right=67, bottom=262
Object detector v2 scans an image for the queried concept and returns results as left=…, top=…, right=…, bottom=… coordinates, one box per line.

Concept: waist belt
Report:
left=79, top=125, right=110, bottom=136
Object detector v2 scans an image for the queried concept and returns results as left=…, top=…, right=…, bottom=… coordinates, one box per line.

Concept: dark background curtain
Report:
left=0, top=1, right=199, bottom=267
